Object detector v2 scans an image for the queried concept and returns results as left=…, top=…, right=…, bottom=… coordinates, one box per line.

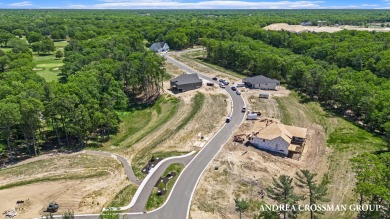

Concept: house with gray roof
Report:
left=149, top=42, right=170, bottom=53
left=243, top=75, right=280, bottom=90
left=170, top=73, right=202, bottom=92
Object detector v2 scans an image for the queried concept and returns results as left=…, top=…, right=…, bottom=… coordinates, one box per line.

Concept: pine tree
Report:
left=265, top=175, right=303, bottom=219
left=295, top=170, right=329, bottom=219
left=234, top=197, right=250, bottom=219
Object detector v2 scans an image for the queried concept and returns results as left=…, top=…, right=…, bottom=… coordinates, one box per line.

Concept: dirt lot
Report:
left=190, top=91, right=330, bottom=219
left=264, top=23, right=390, bottom=33
left=0, top=153, right=127, bottom=219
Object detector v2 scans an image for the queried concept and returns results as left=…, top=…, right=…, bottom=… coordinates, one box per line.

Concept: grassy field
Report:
left=181, top=51, right=246, bottom=79
left=0, top=154, right=121, bottom=189
left=108, top=183, right=138, bottom=208
left=0, top=170, right=108, bottom=190
left=108, top=95, right=180, bottom=148
left=146, top=163, right=185, bottom=211
left=33, top=41, right=68, bottom=82
left=132, top=93, right=205, bottom=179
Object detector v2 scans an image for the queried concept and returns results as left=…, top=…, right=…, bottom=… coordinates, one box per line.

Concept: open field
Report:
left=33, top=40, right=67, bottom=82
left=108, top=183, right=138, bottom=209
left=264, top=23, right=390, bottom=33
left=0, top=152, right=127, bottom=219
left=108, top=95, right=179, bottom=148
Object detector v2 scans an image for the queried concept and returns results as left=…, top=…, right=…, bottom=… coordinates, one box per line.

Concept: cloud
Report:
left=8, top=1, right=33, bottom=6
left=361, top=4, right=379, bottom=6
left=68, top=0, right=325, bottom=9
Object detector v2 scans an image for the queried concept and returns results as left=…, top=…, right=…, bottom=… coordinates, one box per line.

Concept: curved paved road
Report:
left=85, top=150, right=141, bottom=185
left=61, top=53, right=245, bottom=219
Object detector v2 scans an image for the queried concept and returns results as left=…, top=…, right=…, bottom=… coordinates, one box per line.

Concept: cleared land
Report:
left=171, top=49, right=388, bottom=219
left=0, top=152, right=127, bottom=219
left=190, top=91, right=386, bottom=219
left=264, top=23, right=390, bottom=33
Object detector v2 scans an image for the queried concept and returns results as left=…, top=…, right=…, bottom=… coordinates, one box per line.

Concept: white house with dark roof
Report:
left=149, top=42, right=170, bottom=53
left=242, top=75, right=280, bottom=90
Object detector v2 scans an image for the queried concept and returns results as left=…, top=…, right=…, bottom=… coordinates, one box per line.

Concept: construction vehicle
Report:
left=46, top=202, right=59, bottom=213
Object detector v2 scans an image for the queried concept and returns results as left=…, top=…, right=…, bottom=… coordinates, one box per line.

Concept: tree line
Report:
left=201, top=36, right=390, bottom=144
left=0, top=33, right=165, bottom=162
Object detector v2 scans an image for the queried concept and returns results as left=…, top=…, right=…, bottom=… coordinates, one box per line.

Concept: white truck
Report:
left=246, top=113, right=258, bottom=120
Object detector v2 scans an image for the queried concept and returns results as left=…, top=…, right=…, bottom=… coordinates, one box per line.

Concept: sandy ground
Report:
left=0, top=153, right=127, bottom=219
left=190, top=91, right=330, bottom=218
left=264, top=23, right=390, bottom=33
left=176, top=47, right=330, bottom=218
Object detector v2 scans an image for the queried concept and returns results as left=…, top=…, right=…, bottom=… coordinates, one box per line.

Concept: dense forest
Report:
left=0, top=10, right=389, bottom=217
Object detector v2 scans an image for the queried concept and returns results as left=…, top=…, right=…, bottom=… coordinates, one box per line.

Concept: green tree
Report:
left=55, top=50, right=64, bottom=59
left=295, top=170, right=330, bottom=219
left=12, top=29, right=25, bottom=38
left=253, top=201, right=279, bottom=219
left=0, top=102, right=21, bottom=162
left=234, top=197, right=249, bottom=219
left=26, top=31, right=42, bottom=43
left=0, top=30, right=14, bottom=46
left=265, top=175, right=303, bottom=219
left=351, top=153, right=390, bottom=219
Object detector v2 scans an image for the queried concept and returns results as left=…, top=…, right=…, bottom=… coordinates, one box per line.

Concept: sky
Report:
left=0, top=0, right=390, bottom=9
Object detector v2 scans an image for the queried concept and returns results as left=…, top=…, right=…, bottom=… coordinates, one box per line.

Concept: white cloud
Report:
left=68, top=0, right=325, bottom=9
left=8, top=1, right=33, bottom=6
left=361, top=4, right=379, bottom=6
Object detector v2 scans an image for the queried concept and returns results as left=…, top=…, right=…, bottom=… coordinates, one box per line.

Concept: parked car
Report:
left=231, top=86, right=237, bottom=91
left=242, top=106, right=246, bottom=113
left=236, top=83, right=245, bottom=87
left=236, top=90, right=241, bottom=95
left=226, top=116, right=232, bottom=123
left=206, top=82, right=214, bottom=86
left=219, top=79, right=225, bottom=83
left=219, top=83, right=225, bottom=88
left=212, top=77, right=218, bottom=81
left=223, top=81, right=230, bottom=85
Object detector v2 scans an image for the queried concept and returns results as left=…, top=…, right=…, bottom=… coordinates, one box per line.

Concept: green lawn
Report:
left=33, top=54, right=63, bottom=82
left=146, top=163, right=184, bottom=211
left=132, top=93, right=204, bottom=179
left=33, top=41, right=67, bottom=82
left=108, top=95, right=180, bottom=147
left=108, top=183, right=138, bottom=208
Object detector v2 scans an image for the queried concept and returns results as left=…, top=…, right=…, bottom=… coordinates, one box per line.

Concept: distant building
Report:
left=301, top=21, right=312, bottom=26
left=170, top=73, right=202, bottom=92
left=242, top=75, right=280, bottom=90
left=149, top=42, right=170, bottom=53
left=248, top=121, right=307, bottom=156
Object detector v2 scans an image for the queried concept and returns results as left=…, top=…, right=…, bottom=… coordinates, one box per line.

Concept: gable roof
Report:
left=254, top=123, right=307, bottom=143
left=170, top=73, right=202, bottom=85
left=149, top=42, right=168, bottom=51
left=243, top=75, right=279, bottom=84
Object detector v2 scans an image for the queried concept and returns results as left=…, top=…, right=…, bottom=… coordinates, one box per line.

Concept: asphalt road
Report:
left=85, top=150, right=141, bottom=185
left=64, top=53, right=245, bottom=219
